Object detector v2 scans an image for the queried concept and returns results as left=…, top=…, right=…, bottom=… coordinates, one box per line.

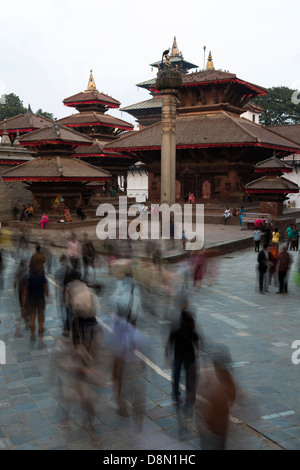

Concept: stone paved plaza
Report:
left=0, top=235, right=299, bottom=451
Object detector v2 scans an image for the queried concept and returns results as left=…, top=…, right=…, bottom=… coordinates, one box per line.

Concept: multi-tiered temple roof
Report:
left=106, top=51, right=300, bottom=202
left=58, top=70, right=133, bottom=143
left=0, top=105, right=53, bottom=142
left=121, top=37, right=198, bottom=127
left=2, top=122, right=110, bottom=213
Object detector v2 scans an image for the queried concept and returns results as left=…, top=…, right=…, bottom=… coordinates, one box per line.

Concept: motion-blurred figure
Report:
left=197, top=342, right=236, bottom=450
left=64, top=270, right=100, bottom=352
left=193, top=251, right=207, bottom=290
left=29, top=245, right=46, bottom=275
left=54, top=254, right=71, bottom=329
left=81, top=232, right=96, bottom=280
left=110, top=314, right=149, bottom=429
left=165, top=311, right=201, bottom=414
left=0, top=251, right=4, bottom=289
left=67, top=233, right=82, bottom=271
left=0, top=225, right=14, bottom=255
left=277, top=245, right=292, bottom=294
left=22, top=267, right=49, bottom=345
left=14, top=260, right=29, bottom=337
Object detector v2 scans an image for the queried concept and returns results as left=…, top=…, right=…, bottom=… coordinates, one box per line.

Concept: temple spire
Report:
left=87, top=69, right=97, bottom=91
left=170, top=36, right=180, bottom=57
left=28, top=104, right=33, bottom=114
left=206, top=51, right=214, bottom=70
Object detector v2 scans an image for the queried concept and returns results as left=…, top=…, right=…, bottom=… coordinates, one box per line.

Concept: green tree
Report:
left=0, top=93, right=27, bottom=121
left=36, top=108, right=54, bottom=121
left=253, top=86, right=300, bottom=126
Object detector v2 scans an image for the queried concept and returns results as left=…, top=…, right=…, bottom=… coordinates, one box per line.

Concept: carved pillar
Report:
left=156, top=57, right=182, bottom=205
left=160, top=90, right=178, bottom=205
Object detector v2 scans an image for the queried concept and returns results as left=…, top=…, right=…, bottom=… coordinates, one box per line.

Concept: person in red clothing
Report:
left=277, top=245, right=292, bottom=294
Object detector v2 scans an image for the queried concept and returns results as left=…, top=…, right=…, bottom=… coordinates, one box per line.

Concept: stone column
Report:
left=156, top=56, right=182, bottom=205
left=160, top=90, right=178, bottom=205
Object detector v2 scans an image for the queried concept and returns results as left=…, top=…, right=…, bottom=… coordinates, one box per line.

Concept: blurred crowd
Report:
left=0, top=224, right=241, bottom=450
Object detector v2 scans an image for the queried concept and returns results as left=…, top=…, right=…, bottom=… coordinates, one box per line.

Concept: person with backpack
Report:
left=64, top=271, right=99, bottom=351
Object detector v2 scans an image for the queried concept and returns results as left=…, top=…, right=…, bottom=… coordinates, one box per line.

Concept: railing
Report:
left=240, top=212, right=271, bottom=230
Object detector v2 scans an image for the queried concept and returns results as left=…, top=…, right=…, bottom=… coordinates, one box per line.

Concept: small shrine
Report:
left=2, top=122, right=110, bottom=216
left=245, top=153, right=299, bottom=217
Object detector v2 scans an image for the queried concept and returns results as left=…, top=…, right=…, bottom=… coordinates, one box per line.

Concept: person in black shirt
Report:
left=165, top=311, right=201, bottom=410
left=22, top=269, right=48, bottom=343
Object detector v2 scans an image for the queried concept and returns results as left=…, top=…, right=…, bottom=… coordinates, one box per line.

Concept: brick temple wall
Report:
left=0, top=165, right=32, bottom=223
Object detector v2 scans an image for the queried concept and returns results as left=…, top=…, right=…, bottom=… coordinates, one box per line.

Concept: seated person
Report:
left=64, top=207, right=72, bottom=223
left=25, top=204, right=34, bottom=221
left=40, top=212, right=49, bottom=229
left=76, top=206, right=87, bottom=220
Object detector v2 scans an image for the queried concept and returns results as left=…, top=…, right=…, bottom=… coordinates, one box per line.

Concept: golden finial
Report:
left=170, top=36, right=180, bottom=57
left=206, top=51, right=214, bottom=70
left=87, top=69, right=97, bottom=91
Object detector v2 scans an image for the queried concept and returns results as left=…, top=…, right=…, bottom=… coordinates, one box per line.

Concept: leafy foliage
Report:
left=0, top=93, right=27, bottom=121
left=253, top=86, right=300, bottom=126
left=0, top=93, right=54, bottom=122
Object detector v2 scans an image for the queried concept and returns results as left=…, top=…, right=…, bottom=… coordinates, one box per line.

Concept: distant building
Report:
left=270, top=124, right=300, bottom=207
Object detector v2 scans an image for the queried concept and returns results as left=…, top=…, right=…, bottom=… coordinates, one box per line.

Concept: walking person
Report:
left=268, top=245, right=279, bottom=287
left=67, top=233, right=82, bottom=271
left=257, top=244, right=269, bottom=294
left=286, top=224, right=294, bottom=250
left=291, top=225, right=299, bottom=251
left=197, top=342, right=236, bottom=450
left=277, top=246, right=292, bottom=294
left=239, top=206, right=245, bottom=226
left=165, top=310, right=201, bottom=414
left=262, top=223, right=271, bottom=248
left=253, top=227, right=261, bottom=252
left=22, top=267, right=49, bottom=345
left=29, top=245, right=46, bottom=274
left=14, top=260, right=29, bottom=337
left=272, top=227, right=280, bottom=246
left=81, top=232, right=96, bottom=280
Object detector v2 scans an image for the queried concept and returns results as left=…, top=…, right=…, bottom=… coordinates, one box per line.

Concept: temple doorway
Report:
left=202, top=180, right=211, bottom=199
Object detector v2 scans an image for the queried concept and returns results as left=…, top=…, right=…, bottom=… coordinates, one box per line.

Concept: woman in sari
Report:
left=40, top=213, right=49, bottom=229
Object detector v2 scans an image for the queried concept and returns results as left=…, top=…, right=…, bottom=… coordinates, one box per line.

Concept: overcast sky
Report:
left=1, top=0, right=299, bottom=125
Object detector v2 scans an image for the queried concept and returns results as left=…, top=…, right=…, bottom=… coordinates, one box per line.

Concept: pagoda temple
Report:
left=0, top=105, right=53, bottom=144
left=58, top=70, right=133, bottom=143
left=121, top=37, right=198, bottom=129
left=245, top=153, right=299, bottom=217
left=2, top=122, right=110, bottom=215
left=105, top=52, right=300, bottom=202
left=58, top=70, right=135, bottom=192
